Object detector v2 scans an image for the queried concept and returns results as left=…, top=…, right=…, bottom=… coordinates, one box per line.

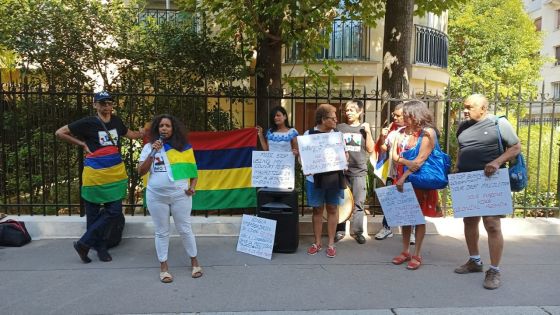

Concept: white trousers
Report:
left=146, top=190, right=198, bottom=262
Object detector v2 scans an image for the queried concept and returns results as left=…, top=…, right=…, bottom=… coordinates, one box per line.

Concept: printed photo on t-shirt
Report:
left=98, top=129, right=119, bottom=146
left=343, top=132, right=362, bottom=152
left=153, top=154, right=167, bottom=172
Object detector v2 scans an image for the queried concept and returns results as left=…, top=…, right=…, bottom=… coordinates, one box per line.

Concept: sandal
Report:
left=307, top=243, right=322, bottom=255
left=192, top=266, right=203, bottom=278
left=160, top=271, right=173, bottom=283
left=392, top=252, right=411, bottom=265
left=407, top=255, right=422, bottom=270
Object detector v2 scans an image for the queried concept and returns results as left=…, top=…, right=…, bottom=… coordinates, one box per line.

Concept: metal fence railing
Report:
left=285, top=19, right=371, bottom=62
left=1, top=77, right=559, bottom=218
left=414, top=25, right=448, bottom=68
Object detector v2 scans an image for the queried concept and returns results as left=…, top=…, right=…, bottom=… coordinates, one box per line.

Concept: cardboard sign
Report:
left=375, top=183, right=426, bottom=226
left=297, top=132, right=347, bottom=175
left=236, top=214, right=277, bottom=260
left=251, top=151, right=295, bottom=189
left=448, top=169, right=513, bottom=218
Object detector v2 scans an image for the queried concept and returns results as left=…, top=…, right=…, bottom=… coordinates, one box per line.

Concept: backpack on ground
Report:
left=0, top=219, right=32, bottom=247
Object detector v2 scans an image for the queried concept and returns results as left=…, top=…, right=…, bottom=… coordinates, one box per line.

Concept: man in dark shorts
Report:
left=454, top=94, right=521, bottom=289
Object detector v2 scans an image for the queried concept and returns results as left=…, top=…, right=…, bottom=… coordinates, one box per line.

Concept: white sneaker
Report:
left=375, top=227, right=393, bottom=240
left=410, top=233, right=416, bottom=245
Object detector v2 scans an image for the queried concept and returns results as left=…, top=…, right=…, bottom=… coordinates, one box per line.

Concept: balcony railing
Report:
left=285, top=19, right=370, bottom=62
left=414, top=25, right=448, bottom=68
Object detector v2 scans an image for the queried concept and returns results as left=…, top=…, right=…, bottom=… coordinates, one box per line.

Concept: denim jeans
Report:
left=79, top=200, right=122, bottom=250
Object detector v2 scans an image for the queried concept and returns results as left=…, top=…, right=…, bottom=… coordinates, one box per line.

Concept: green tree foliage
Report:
left=448, top=0, right=545, bottom=101
left=123, top=17, right=248, bottom=89
left=0, top=0, right=141, bottom=87
left=179, top=0, right=462, bottom=128
left=0, top=0, right=248, bottom=90
left=0, top=1, right=249, bottom=214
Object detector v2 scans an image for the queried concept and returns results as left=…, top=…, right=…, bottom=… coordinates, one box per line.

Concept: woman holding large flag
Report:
left=138, top=114, right=203, bottom=283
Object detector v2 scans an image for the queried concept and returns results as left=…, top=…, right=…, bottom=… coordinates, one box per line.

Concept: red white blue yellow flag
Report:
left=190, top=128, right=257, bottom=210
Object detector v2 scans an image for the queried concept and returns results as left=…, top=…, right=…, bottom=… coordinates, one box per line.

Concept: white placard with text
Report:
left=251, top=151, right=295, bottom=189
left=297, top=132, right=347, bottom=175
left=448, top=169, right=513, bottom=218
left=375, top=183, right=426, bottom=227
left=236, top=215, right=277, bottom=260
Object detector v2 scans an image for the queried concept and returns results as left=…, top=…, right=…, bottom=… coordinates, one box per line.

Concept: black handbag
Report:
left=0, top=219, right=32, bottom=247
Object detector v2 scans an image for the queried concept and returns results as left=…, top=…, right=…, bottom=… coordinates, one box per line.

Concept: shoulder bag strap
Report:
left=494, top=117, right=504, bottom=154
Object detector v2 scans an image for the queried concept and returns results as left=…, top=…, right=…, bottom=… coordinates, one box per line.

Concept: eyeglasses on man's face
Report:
left=325, top=115, right=337, bottom=121
left=97, top=101, right=114, bottom=107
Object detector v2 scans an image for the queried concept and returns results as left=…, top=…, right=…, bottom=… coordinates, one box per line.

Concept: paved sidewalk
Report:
left=1, top=233, right=559, bottom=315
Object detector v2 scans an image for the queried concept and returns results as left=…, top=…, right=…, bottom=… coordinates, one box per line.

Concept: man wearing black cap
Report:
left=55, top=91, right=144, bottom=263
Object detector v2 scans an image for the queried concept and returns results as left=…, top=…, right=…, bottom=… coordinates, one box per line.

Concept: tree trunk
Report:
left=380, top=0, right=414, bottom=126
left=255, top=27, right=282, bottom=130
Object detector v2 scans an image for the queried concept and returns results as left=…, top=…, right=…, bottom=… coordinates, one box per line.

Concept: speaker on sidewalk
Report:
left=257, top=188, right=299, bottom=253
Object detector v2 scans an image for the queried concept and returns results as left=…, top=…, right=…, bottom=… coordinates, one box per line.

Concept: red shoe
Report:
left=326, top=246, right=336, bottom=258
left=392, top=252, right=411, bottom=265
left=307, top=243, right=322, bottom=255
left=407, top=255, right=422, bottom=270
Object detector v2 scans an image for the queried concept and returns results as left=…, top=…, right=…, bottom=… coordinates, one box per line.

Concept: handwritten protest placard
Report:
left=448, top=169, right=513, bottom=218
left=375, top=183, right=426, bottom=226
left=251, top=151, right=295, bottom=189
left=297, top=132, right=347, bottom=175
left=236, top=214, right=277, bottom=260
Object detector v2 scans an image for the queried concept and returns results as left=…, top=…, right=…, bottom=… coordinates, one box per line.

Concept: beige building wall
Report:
left=525, top=0, right=560, bottom=100
left=281, top=15, right=449, bottom=94
left=141, top=2, right=449, bottom=128
left=280, top=13, right=450, bottom=131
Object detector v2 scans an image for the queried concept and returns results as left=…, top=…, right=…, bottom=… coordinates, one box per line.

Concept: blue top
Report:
left=266, top=128, right=299, bottom=152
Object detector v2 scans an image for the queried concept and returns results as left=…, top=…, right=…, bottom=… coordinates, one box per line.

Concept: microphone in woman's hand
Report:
left=149, top=134, right=165, bottom=158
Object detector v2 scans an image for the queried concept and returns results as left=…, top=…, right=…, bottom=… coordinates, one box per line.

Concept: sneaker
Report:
left=409, top=233, right=416, bottom=245
left=73, top=241, right=92, bottom=264
left=454, top=258, right=483, bottom=274
left=307, top=244, right=322, bottom=255
left=326, top=246, right=336, bottom=258
left=483, top=269, right=501, bottom=290
left=375, top=227, right=393, bottom=240
left=334, top=232, right=345, bottom=243
left=353, top=234, right=366, bottom=244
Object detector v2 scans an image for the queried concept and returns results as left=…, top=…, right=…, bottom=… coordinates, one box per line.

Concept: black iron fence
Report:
left=1, top=77, right=559, bottom=218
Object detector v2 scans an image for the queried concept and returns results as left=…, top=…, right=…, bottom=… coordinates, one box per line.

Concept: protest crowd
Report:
left=54, top=91, right=522, bottom=290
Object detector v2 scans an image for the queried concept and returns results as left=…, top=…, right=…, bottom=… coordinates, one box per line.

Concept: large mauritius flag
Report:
left=82, top=146, right=128, bottom=203
left=189, top=128, right=257, bottom=210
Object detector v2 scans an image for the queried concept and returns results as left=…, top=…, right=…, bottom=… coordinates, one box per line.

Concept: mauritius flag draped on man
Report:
left=189, top=128, right=257, bottom=210
left=82, top=146, right=127, bottom=203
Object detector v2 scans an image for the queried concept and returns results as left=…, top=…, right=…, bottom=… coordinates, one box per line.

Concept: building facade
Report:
left=281, top=12, right=449, bottom=131
left=525, top=0, right=560, bottom=100
left=143, top=2, right=449, bottom=130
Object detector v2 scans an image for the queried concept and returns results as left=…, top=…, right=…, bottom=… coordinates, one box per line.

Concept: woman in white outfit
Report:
left=138, top=114, right=202, bottom=283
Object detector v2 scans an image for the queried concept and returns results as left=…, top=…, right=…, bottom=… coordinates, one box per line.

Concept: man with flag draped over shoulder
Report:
left=55, top=91, right=144, bottom=263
